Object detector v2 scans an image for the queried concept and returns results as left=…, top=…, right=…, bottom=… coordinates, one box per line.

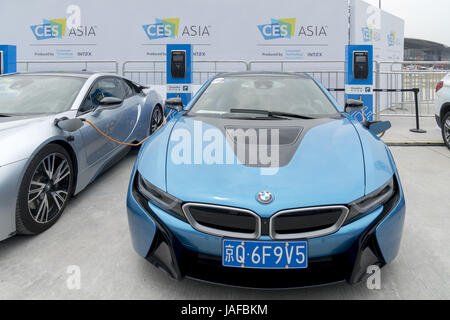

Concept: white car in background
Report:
left=435, top=73, right=450, bottom=149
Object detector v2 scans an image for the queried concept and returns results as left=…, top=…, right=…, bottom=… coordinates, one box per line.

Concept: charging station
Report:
left=0, top=45, right=17, bottom=75
left=166, top=44, right=193, bottom=110
left=345, top=45, right=373, bottom=121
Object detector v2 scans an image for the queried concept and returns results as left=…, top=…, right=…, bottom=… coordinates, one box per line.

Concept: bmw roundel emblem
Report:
left=257, top=191, right=273, bottom=204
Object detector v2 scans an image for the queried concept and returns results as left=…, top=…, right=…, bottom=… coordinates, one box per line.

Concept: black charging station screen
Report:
left=355, top=55, right=367, bottom=63
left=172, top=54, right=184, bottom=62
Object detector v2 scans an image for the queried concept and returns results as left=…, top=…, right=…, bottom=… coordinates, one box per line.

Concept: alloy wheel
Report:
left=444, top=118, right=450, bottom=145
left=27, top=153, right=71, bottom=224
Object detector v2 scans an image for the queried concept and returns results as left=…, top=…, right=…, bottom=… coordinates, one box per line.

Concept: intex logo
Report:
left=258, top=18, right=328, bottom=40
left=143, top=18, right=211, bottom=40
left=30, top=5, right=97, bottom=40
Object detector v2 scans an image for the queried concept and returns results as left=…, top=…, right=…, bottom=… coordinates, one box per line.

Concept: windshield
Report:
left=0, top=75, right=86, bottom=115
left=188, top=75, right=339, bottom=118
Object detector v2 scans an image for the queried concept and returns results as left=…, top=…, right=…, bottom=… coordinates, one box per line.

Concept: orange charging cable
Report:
left=81, top=110, right=173, bottom=147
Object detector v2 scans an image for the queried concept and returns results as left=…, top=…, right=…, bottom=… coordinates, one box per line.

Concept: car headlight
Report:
left=135, top=172, right=186, bottom=221
left=346, top=177, right=396, bottom=224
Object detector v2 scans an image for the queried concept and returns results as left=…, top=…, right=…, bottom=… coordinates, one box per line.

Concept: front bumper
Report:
left=127, top=173, right=406, bottom=289
left=0, top=159, right=28, bottom=241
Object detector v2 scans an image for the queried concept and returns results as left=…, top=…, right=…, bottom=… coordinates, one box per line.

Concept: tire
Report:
left=442, top=112, right=450, bottom=150
left=15, top=144, right=74, bottom=235
left=149, top=105, right=164, bottom=135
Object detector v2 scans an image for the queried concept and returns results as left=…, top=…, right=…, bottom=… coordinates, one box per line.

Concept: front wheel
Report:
left=15, top=144, right=73, bottom=235
left=442, top=112, right=450, bottom=150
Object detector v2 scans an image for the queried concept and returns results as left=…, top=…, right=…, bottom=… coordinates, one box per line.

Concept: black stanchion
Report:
left=409, top=88, right=427, bottom=133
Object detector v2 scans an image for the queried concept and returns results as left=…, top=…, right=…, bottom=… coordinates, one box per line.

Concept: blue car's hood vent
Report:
left=224, top=125, right=303, bottom=168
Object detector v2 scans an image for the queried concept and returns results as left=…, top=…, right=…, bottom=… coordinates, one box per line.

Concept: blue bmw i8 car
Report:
left=127, top=72, right=406, bottom=288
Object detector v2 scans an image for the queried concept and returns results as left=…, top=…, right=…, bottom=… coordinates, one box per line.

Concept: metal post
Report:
left=375, top=61, right=381, bottom=120
left=410, top=88, right=427, bottom=133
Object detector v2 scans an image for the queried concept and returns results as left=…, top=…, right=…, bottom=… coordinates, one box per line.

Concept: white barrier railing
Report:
left=376, top=61, right=450, bottom=117
left=122, top=60, right=249, bottom=86
left=14, top=59, right=449, bottom=119
left=17, top=60, right=119, bottom=74
left=248, top=60, right=448, bottom=118
left=122, top=60, right=166, bottom=85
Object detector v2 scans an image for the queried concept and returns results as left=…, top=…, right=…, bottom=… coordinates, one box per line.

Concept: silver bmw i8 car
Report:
left=0, top=72, right=164, bottom=241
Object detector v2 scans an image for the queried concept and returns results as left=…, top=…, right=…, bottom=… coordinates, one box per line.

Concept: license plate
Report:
left=222, top=239, right=308, bottom=269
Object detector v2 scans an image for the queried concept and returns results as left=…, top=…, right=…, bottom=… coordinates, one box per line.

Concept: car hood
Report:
left=162, top=115, right=366, bottom=217
left=0, top=113, right=72, bottom=167
left=0, top=115, right=50, bottom=134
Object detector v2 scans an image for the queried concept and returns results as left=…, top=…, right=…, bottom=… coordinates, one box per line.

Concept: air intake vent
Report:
left=182, top=203, right=261, bottom=239
left=270, top=206, right=349, bottom=240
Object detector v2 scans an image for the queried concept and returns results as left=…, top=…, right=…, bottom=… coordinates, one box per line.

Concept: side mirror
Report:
left=55, top=117, right=84, bottom=132
left=165, top=97, right=184, bottom=112
left=345, top=99, right=364, bottom=114
left=367, top=121, right=392, bottom=136
left=98, top=96, right=123, bottom=109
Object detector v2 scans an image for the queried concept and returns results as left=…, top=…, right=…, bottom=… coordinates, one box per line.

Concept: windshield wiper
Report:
left=229, top=109, right=316, bottom=120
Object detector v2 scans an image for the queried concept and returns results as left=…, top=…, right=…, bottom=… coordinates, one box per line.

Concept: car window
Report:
left=79, top=77, right=126, bottom=114
left=97, top=78, right=126, bottom=100
left=79, top=82, right=101, bottom=114
left=120, top=79, right=134, bottom=98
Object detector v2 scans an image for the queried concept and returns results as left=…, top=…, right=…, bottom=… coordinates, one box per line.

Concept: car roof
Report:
left=215, top=71, right=312, bottom=79
left=1, top=72, right=148, bottom=89
left=4, top=71, right=105, bottom=79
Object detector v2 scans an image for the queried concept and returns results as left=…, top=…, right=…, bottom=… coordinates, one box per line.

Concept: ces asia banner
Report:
left=0, top=0, right=349, bottom=64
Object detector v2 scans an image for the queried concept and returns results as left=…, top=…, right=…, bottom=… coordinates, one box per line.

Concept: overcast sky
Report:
left=364, top=0, right=450, bottom=46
